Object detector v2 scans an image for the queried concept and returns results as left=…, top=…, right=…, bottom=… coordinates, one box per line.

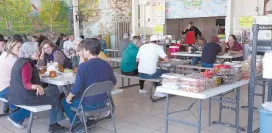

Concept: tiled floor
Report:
left=0, top=77, right=263, bottom=133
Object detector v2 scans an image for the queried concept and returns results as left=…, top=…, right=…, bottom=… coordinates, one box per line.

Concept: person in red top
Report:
left=182, top=21, right=202, bottom=45
left=224, top=35, right=243, bottom=55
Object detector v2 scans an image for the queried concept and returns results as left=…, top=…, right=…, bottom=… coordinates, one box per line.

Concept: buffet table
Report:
left=156, top=79, right=249, bottom=133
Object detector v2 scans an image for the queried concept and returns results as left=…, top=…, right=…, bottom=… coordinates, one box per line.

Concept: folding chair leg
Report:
left=69, top=108, right=80, bottom=132
left=81, top=109, right=88, bottom=133
left=27, top=112, right=34, bottom=133
left=111, top=108, right=117, bottom=133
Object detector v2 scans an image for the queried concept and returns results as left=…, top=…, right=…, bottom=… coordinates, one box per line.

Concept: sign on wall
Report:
left=150, top=0, right=165, bottom=25
left=166, top=0, right=227, bottom=19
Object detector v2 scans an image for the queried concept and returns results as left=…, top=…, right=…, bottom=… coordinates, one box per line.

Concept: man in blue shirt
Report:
left=61, top=38, right=116, bottom=131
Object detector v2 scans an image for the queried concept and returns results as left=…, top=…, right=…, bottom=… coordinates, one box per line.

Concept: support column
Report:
left=73, top=0, right=80, bottom=38
left=131, top=0, right=139, bottom=36
left=225, top=0, right=234, bottom=40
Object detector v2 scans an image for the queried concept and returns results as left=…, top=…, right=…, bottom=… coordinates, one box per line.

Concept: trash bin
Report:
left=259, top=107, right=272, bottom=133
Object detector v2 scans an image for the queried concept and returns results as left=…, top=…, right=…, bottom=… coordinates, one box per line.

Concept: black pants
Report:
left=121, top=69, right=145, bottom=90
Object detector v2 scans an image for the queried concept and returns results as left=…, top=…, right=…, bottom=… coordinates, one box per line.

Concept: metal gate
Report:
left=113, top=15, right=131, bottom=49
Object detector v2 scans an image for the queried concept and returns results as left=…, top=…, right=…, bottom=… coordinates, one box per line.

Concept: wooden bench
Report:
left=114, top=71, right=164, bottom=102
left=0, top=98, right=51, bottom=133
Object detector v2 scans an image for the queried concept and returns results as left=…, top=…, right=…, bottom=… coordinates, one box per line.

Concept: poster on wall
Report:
left=166, top=0, right=227, bottom=19
left=264, top=0, right=272, bottom=15
left=150, top=0, right=165, bottom=26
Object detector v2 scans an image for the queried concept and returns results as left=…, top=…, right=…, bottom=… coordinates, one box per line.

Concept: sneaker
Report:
left=139, top=89, right=148, bottom=94
left=48, top=123, right=68, bottom=133
left=7, top=117, right=25, bottom=129
left=154, top=91, right=167, bottom=97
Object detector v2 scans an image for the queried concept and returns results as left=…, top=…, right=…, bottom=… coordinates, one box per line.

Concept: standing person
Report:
left=200, top=42, right=224, bottom=68
left=63, top=35, right=75, bottom=58
left=38, top=40, right=71, bottom=68
left=61, top=38, right=116, bottom=131
left=137, top=35, right=169, bottom=87
left=0, top=38, right=22, bottom=114
left=55, top=33, right=64, bottom=47
left=31, top=36, right=39, bottom=43
left=8, top=42, right=67, bottom=132
left=182, top=21, right=202, bottom=45
left=118, top=33, right=131, bottom=56
left=97, top=35, right=108, bottom=54
left=59, top=35, right=68, bottom=50
left=120, top=36, right=146, bottom=93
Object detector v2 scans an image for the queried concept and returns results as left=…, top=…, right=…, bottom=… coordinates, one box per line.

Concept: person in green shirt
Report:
left=120, top=36, right=147, bottom=94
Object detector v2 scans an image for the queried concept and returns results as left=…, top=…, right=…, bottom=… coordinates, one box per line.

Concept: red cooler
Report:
left=169, top=46, right=180, bottom=58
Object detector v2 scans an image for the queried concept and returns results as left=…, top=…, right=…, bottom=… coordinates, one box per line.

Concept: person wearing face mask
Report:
left=38, top=40, right=71, bottom=68
left=223, top=35, right=243, bottom=55
left=0, top=38, right=22, bottom=114
left=182, top=21, right=202, bottom=45
left=120, top=36, right=147, bottom=94
left=8, top=42, right=67, bottom=132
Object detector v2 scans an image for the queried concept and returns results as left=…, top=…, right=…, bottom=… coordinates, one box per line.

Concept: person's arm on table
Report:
left=217, top=45, right=224, bottom=56
left=37, top=49, right=46, bottom=66
left=158, top=46, right=170, bottom=62
left=66, top=65, right=84, bottom=104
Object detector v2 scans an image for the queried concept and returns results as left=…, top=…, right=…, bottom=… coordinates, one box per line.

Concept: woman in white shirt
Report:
left=0, top=38, right=22, bottom=114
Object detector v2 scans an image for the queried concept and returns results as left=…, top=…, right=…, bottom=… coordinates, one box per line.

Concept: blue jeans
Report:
left=139, top=69, right=167, bottom=79
left=10, top=85, right=65, bottom=125
left=191, top=57, right=201, bottom=65
left=200, top=62, right=214, bottom=68
left=61, top=98, right=105, bottom=124
left=0, top=88, right=18, bottom=111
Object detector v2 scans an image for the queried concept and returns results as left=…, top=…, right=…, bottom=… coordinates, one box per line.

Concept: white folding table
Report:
left=156, top=80, right=249, bottom=133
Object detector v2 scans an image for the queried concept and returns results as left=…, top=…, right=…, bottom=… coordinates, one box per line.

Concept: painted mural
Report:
left=0, top=0, right=71, bottom=35
left=79, top=0, right=131, bottom=37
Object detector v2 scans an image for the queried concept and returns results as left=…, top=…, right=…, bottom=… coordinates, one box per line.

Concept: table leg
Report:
left=173, top=65, right=176, bottom=73
left=268, top=85, right=272, bottom=102
left=121, top=77, right=124, bottom=87
left=197, top=100, right=202, bottom=133
left=27, top=112, right=34, bottom=133
left=219, top=94, right=223, bottom=122
left=235, top=87, right=240, bottom=133
left=262, top=81, right=266, bottom=103
left=165, top=94, right=169, bottom=133
left=208, top=98, right=211, bottom=126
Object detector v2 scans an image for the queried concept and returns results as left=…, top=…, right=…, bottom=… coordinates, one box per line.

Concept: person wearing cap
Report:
left=118, top=33, right=131, bottom=56
left=97, top=35, right=108, bottom=54
left=182, top=21, right=202, bottom=45
left=137, top=35, right=170, bottom=87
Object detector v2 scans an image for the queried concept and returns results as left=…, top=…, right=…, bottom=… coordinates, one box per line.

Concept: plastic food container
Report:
left=180, top=73, right=217, bottom=93
left=161, top=73, right=183, bottom=90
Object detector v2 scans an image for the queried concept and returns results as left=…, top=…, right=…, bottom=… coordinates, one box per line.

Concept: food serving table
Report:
left=172, top=52, right=243, bottom=62
left=156, top=80, right=249, bottom=133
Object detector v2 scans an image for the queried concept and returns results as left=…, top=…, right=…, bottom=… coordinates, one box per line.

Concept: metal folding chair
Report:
left=69, top=81, right=117, bottom=133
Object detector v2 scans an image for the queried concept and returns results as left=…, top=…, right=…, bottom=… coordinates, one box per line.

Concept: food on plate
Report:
left=49, top=71, right=57, bottom=78
left=58, top=65, right=64, bottom=72
left=39, top=68, right=46, bottom=74
left=73, top=67, right=78, bottom=74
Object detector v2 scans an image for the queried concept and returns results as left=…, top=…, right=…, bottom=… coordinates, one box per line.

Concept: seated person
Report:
left=200, top=42, right=223, bottom=68
left=61, top=38, right=116, bottom=130
left=120, top=36, right=146, bottom=94
left=97, top=35, right=108, bottom=54
left=224, top=35, right=243, bottom=55
left=191, top=37, right=206, bottom=65
left=119, top=33, right=130, bottom=56
left=137, top=35, right=169, bottom=87
left=0, top=38, right=21, bottom=114
left=8, top=42, right=67, bottom=132
left=71, top=38, right=108, bottom=68
left=38, top=40, right=71, bottom=68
